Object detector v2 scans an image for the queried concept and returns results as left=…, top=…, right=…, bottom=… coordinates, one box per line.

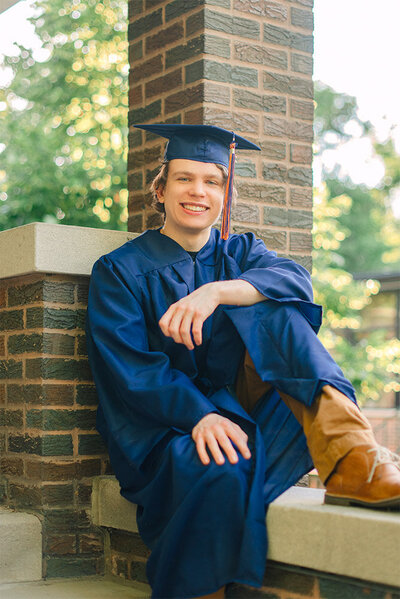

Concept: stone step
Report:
left=0, top=507, right=42, bottom=584
left=0, top=576, right=151, bottom=599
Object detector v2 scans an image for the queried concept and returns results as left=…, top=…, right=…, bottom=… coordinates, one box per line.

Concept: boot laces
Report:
left=366, top=446, right=400, bottom=483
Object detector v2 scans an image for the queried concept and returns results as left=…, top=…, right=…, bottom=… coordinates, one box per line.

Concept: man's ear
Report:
left=156, top=185, right=165, bottom=203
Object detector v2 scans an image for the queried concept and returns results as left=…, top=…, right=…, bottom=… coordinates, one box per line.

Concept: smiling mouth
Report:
left=181, top=203, right=208, bottom=212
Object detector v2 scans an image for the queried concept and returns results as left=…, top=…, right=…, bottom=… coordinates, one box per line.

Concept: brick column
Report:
left=128, top=0, right=314, bottom=270
left=0, top=273, right=107, bottom=576
left=0, top=223, right=136, bottom=578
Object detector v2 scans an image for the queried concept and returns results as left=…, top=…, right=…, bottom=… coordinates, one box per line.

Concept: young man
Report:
left=86, top=124, right=400, bottom=599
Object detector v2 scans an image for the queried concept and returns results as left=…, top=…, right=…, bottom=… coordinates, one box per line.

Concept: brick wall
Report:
left=105, top=529, right=400, bottom=598
left=0, top=273, right=111, bottom=577
left=127, top=0, right=314, bottom=271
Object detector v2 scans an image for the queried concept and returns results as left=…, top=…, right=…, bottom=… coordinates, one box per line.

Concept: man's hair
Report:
left=149, top=161, right=237, bottom=216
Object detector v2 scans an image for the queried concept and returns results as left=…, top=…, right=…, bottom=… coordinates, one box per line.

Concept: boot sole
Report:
left=325, top=493, right=400, bottom=510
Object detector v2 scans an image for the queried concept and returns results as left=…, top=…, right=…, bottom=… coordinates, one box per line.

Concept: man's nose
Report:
left=190, top=179, right=206, bottom=195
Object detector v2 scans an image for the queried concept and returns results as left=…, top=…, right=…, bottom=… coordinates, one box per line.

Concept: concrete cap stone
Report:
left=0, top=507, right=42, bottom=584
left=0, top=223, right=137, bottom=279
left=268, top=486, right=400, bottom=588
left=91, top=478, right=400, bottom=588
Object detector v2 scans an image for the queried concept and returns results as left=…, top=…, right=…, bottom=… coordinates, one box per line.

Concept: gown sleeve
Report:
left=233, top=232, right=322, bottom=330
left=85, top=256, right=219, bottom=467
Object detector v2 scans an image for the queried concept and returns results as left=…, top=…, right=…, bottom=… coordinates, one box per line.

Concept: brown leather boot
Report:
left=325, top=445, right=400, bottom=509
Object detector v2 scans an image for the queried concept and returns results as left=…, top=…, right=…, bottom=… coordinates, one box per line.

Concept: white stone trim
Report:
left=0, top=223, right=137, bottom=279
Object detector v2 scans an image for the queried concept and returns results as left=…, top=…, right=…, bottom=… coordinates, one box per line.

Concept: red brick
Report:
left=261, top=141, right=286, bottom=160
left=164, top=84, right=203, bottom=114
left=145, top=22, right=184, bottom=54
left=145, top=211, right=163, bottom=229
left=128, top=84, right=143, bottom=107
left=129, top=193, right=146, bottom=214
left=128, top=146, right=162, bottom=169
left=236, top=182, right=286, bottom=205
left=291, top=52, right=312, bottom=75
left=1, top=457, right=24, bottom=476
left=46, top=533, right=77, bottom=555
left=25, top=460, right=76, bottom=481
left=290, top=144, right=312, bottom=164
left=202, top=107, right=259, bottom=136
left=128, top=213, right=144, bottom=233
left=128, top=40, right=142, bottom=63
left=79, top=532, right=104, bottom=554
left=263, top=162, right=287, bottom=183
left=233, top=225, right=287, bottom=251
left=76, top=459, right=102, bottom=478
left=290, top=187, right=312, bottom=209
left=203, top=82, right=230, bottom=106
left=77, top=481, right=92, bottom=504
left=288, top=120, right=313, bottom=142
left=145, top=69, right=182, bottom=99
left=110, top=530, right=150, bottom=556
left=264, top=116, right=288, bottom=138
left=0, top=335, right=4, bottom=357
left=0, top=287, right=6, bottom=308
left=130, top=55, right=163, bottom=83
left=42, top=482, right=74, bottom=505
left=232, top=203, right=260, bottom=224
left=0, top=384, right=5, bottom=405
left=234, top=42, right=287, bottom=70
left=9, top=482, right=42, bottom=508
left=290, top=98, right=314, bottom=121
left=184, top=107, right=204, bottom=125
left=291, top=6, right=313, bottom=31
left=233, top=0, right=288, bottom=22
left=290, top=231, right=312, bottom=253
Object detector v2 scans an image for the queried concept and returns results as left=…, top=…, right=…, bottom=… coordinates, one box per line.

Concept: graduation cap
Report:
left=134, top=123, right=261, bottom=240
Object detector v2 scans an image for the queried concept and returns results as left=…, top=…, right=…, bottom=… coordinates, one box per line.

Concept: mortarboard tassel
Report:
left=221, top=136, right=236, bottom=240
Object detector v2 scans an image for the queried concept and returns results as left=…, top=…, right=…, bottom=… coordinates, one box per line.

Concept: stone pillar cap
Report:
left=0, top=222, right=137, bottom=279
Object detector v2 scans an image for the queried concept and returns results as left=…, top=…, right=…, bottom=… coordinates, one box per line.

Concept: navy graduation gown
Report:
left=85, top=227, right=356, bottom=598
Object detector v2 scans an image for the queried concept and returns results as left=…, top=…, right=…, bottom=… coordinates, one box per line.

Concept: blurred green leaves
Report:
left=0, top=0, right=129, bottom=231
left=313, top=83, right=400, bottom=404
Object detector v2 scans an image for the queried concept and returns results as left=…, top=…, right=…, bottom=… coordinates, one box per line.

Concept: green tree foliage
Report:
left=314, top=81, right=400, bottom=274
left=322, top=178, right=392, bottom=273
left=313, top=185, right=400, bottom=402
left=0, top=0, right=128, bottom=231
left=373, top=137, right=400, bottom=265
left=313, top=83, right=400, bottom=403
left=314, top=80, right=371, bottom=155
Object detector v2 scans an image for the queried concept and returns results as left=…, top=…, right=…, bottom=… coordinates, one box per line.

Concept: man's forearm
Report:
left=212, top=279, right=267, bottom=306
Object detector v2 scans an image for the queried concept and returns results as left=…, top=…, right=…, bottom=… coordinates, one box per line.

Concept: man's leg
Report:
left=235, top=350, right=400, bottom=508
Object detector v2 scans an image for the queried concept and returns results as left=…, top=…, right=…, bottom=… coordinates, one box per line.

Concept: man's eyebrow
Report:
left=172, top=170, right=223, bottom=180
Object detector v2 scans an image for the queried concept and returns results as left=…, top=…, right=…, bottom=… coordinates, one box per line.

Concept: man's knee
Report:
left=203, top=452, right=254, bottom=494
left=167, top=432, right=254, bottom=497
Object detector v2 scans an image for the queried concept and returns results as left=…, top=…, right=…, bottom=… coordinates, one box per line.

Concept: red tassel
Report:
left=221, top=139, right=236, bottom=240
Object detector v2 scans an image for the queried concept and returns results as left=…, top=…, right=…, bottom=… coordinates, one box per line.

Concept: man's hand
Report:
left=159, top=280, right=266, bottom=350
left=192, top=413, right=251, bottom=465
left=159, top=283, right=219, bottom=350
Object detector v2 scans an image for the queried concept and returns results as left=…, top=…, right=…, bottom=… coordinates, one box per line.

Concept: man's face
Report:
left=157, top=159, right=225, bottom=238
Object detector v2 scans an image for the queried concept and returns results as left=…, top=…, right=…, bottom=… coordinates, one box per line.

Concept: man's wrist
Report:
left=212, top=280, right=264, bottom=306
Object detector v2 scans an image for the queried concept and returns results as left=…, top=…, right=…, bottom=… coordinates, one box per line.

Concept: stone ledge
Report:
left=0, top=223, right=137, bottom=279
left=91, top=475, right=400, bottom=589
left=0, top=506, right=42, bottom=584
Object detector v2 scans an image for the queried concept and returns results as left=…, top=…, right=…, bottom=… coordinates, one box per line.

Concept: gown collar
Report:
left=139, top=227, right=222, bottom=268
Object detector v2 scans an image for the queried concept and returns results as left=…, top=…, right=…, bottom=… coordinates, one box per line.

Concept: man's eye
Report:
left=207, top=180, right=218, bottom=185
